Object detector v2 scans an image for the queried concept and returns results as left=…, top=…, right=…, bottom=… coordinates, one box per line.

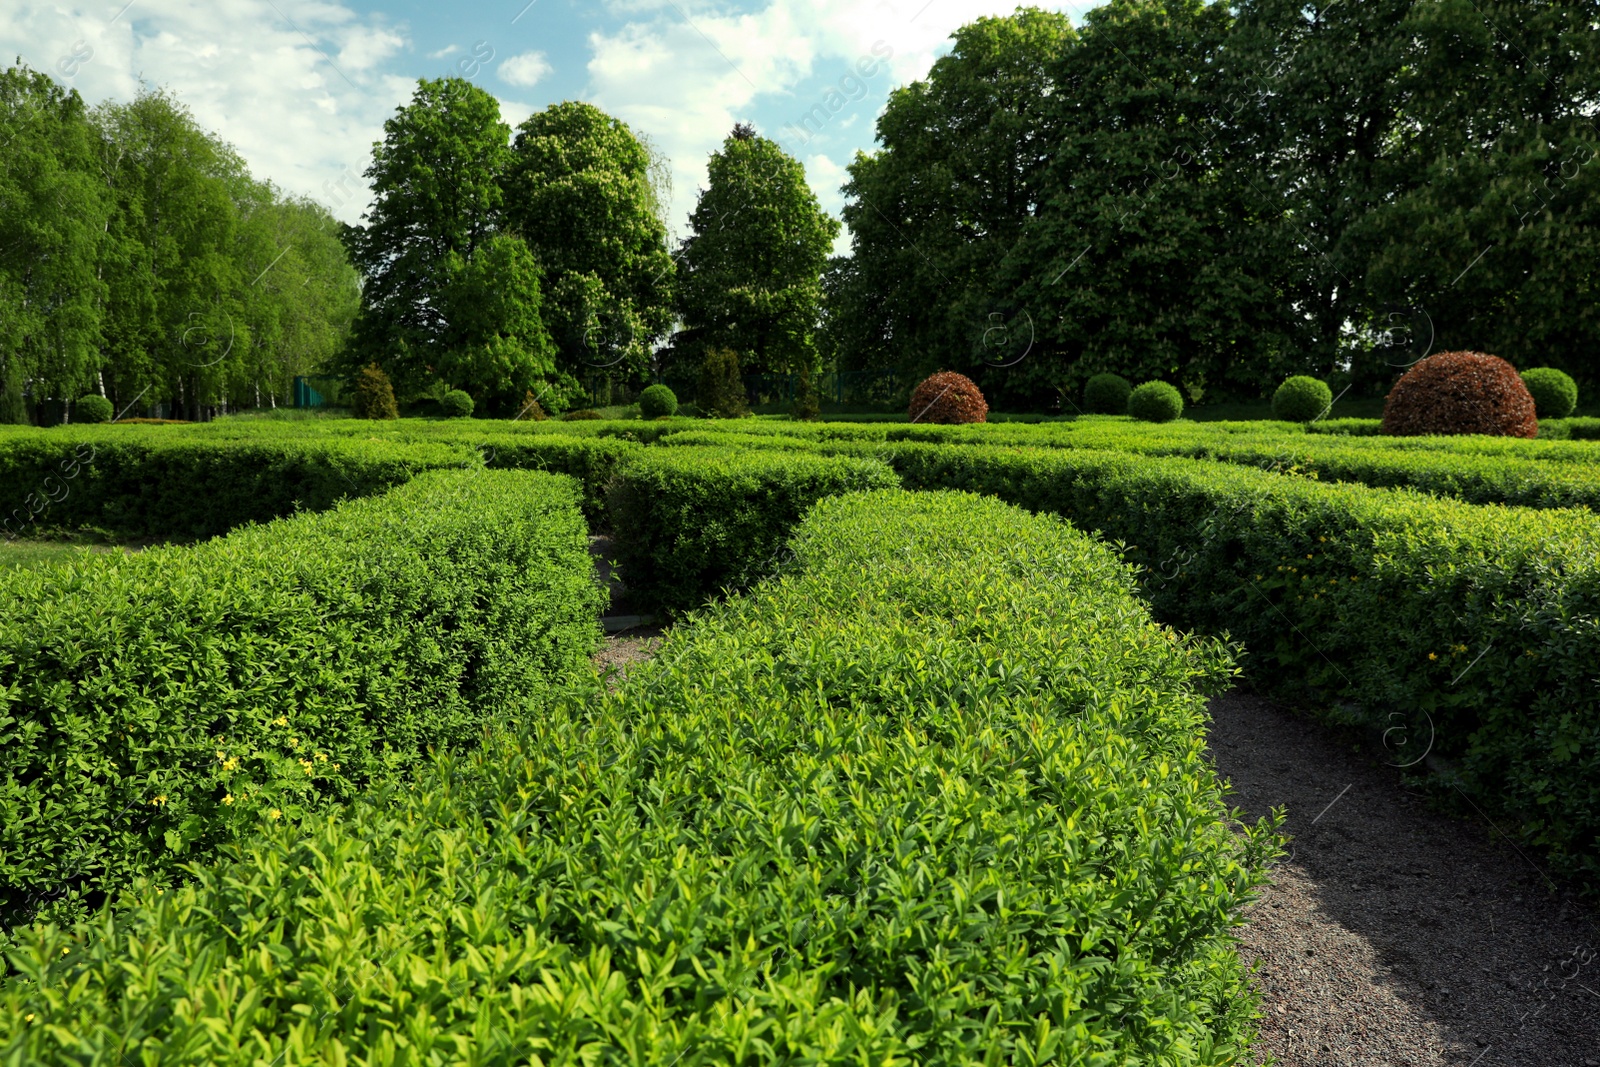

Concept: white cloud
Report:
left=428, top=44, right=460, bottom=59
left=498, top=50, right=552, bottom=88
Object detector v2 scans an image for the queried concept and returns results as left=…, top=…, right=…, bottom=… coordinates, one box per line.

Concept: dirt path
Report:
left=1210, top=691, right=1600, bottom=1066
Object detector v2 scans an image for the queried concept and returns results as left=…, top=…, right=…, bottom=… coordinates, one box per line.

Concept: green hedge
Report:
left=881, top=442, right=1600, bottom=881
left=0, top=469, right=605, bottom=927
left=0, top=489, right=1278, bottom=1065
left=473, top=433, right=643, bottom=520
left=606, top=447, right=899, bottom=613
left=0, top=430, right=475, bottom=540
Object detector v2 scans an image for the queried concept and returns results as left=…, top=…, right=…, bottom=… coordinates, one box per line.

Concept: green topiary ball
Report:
left=1128, top=380, right=1184, bottom=422
left=440, top=389, right=474, bottom=418
left=1272, top=375, right=1334, bottom=423
left=75, top=395, right=114, bottom=424
left=638, top=383, right=679, bottom=419
left=1520, top=367, right=1578, bottom=419
left=1083, top=373, right=1133, bottom=415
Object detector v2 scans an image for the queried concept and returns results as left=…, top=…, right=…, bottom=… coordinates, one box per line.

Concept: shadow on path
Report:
left=1210, top=691, right=1600, bottom=1067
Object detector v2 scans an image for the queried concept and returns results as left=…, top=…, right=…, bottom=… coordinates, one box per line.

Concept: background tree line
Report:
left=7, top=0, right=1598, bottom=420
left=340, top=83, right=834, bottom=416
left=0, top=63, right=358, bottom=423
left=828, top=0, right=1600, bottom=410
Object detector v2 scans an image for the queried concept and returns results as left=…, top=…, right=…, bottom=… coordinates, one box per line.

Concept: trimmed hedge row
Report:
left=1, top=489, right=1279, bottom=1065
left=654, top=425, right=1600, bottom=511
left=0, top=431, right=475, bottom=540
left=875, top=442, right=1600, bottom=881
left=0, top=469, right=605, bottom=927
left=605, top=447, right=900, bottom=613
left=473, top=433, right=643, bottom=520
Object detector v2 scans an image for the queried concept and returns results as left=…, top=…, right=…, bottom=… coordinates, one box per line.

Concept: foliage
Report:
left=341, top=78, right=510, bottom=394
left=0, top=489, right=1278, bottom=1064
left=73, top=396, right=112, bottom=424
left=1084, top=372, right=1133, bottom=414
left=637, top=383, right=678, bottom=419
left=1381, top=351, right=1537, bottom=437
left=0, top=68, right=358, bottom=418
left=791, top=364, right=821, bottom=420
left=439, top=389, right=474, bottom=418
left=1008, top=0, right=1293, bottom=402
left=1521, top=367, right=1579, bottom=419
left=829, top=10, right=1077, bottom=407
left=695, top=346, right=750, bottom=418
left=880, top=441, right=1600, bottom=883
left=1129, top=380, right=1184, bottom=422
left=605, top=447, right=898, bottom=612
left=505, top=102, right=675, bottom=381
left=560, top=409, right=602, bottom=421
left=351, top=363, right=398, bottom=420
left=674, top=128, right=838, bottom=378
left=0, top=430, right=473, bottom=541
left=435, top=233, right=566, bottom=412
left=908, top=371, right=988, bottom=424
left=1272, top=376, right=1333, bottom=423
left=0, top=469, right=603, bottom=926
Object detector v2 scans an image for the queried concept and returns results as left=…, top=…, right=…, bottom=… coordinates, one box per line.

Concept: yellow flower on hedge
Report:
left=274, top=716, right=288, bottom=726
left=60, top=947, right=68, bottom=956
left=222, top=758, right=238, bottom=772
left=300, top=759, right=314, bottom=774
left=1318, top=536, right=1327, bottom=543
left=315, top=753, right=328, bottom=763
left=1428, top=652, right=1438, bottom=661
left=151, top=795, right=167, bottom=807
left=289, top=737, right=300, bottom=748
left=222, top=795, right=233, bottom=805
left=269, top=808, right=282, bottom=821
left=1453, top=644, right=1467, bottom=653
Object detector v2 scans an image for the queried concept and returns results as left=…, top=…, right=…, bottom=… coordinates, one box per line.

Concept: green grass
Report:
left=0, top=539, right=119, bottom=571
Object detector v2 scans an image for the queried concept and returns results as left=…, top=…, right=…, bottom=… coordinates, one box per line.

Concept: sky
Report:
left=0, top=0, right=1098, bottom=254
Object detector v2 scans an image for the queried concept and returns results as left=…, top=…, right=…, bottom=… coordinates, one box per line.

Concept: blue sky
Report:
left=1, top=0, right=1096, bottom=252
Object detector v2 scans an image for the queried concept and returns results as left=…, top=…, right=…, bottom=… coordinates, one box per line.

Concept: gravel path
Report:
left=1210, top=691, right=1600, bottom=1066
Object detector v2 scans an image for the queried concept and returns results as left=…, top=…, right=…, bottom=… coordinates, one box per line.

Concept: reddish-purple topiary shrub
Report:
left=908, top=371, right=988, bottom=424
left=1380, top=351, right=1537, bottom=438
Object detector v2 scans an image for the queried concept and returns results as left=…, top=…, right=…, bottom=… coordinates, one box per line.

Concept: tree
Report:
left=435, top=233, right=569, bottom=412
left=1005, top=0, right=1293, bottom=403
left=829, top=10, right=1076, bottom=407
left=504, top=102, right=675, bottom=384
left=342, top=77, right=511, bottom=394
left=675, top=125, right=838, bottom=379
left=0, top=64, right=110, bottom=411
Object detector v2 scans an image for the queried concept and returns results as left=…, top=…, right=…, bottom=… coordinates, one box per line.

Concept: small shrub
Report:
left=352, top=363, right=399, bottom=420
left=75, top=395, right=114, bottom=424
left=1083, top=373, right=1132, bottom=415
left=638, top=384, right=679, bottom=419
left=1381, top=351, right=1536, bottom=437
left=696, top=347, right=750, bottom=418
left=439, top=389, right=474, bottom=418
left=908, top=371, right=987, bottom=424
left=1520, top=367, right=1578, bottom=419
left=561, top=409, right=603, bottom=421
left=791, top=366, right=821, bottom=420
left=1272, top=375, right=1334, bottom=423
left=1128, top=380, right=1184, bottom=422
left=514, top=390, right=546, bottom=421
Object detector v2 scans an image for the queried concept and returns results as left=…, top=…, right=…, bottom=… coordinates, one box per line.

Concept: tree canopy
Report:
left=675, top=125, right=839, bottom=378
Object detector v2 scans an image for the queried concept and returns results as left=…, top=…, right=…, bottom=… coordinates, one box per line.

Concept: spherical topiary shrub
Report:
left=1520, top=367, right=1578, bottom=419
left=1083, top=373, right=1133, bottom=415
left=1381, top=351, right=1537, bottom=438
left=1128, top=380, right=1184, bottom=423
left=1272, top=375, right=1334, bottom=423
left=908, top=371, right=987, bottom=424
left=638, top=383, right=678, bottom=419
left=439, top=389, right=474, bottom=418
left=75, top=395, right=113, bottom=424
